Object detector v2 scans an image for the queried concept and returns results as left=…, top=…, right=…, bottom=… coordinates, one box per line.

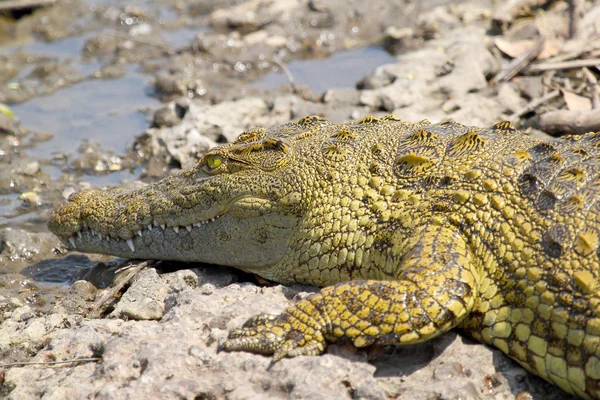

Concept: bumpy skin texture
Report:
left=49, top=116, right=600, bottom=399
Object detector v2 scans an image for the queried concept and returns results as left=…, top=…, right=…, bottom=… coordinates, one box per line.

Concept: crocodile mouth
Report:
left=63, top=214, right=224, bottom=253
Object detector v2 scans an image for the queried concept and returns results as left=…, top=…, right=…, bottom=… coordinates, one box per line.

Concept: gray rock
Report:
left=2, top=276, right=571, bottom=399
left=190, top=265, right=239, bottom=288
left=185, top=97, right=270, bottom=143
left=19, top=161, right=40, bottom=176
left=0, top=113, right=23, bottom=136
left=163, top=269, right=199, bottom=294
left=10, top=306, right=34, bottom=322
left=54, top=280, right=98, bottom=314
left=110, top=268, right=169, bottom=320
left=322, top=88, right=361, bottom=105
left=209, top=0, right=302, bottom=32
left=142, top=124, right=218, bottom=168
left=417, top=4, right=462, bottom=39
left=0, top=228, right=62, bottom=263
left=151, top=106, right=183, bottom=128
left=138, top=96, right=288, bottom=167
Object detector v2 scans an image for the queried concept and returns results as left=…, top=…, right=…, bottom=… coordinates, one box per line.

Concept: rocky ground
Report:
left=1, top=0, right=600, bottom=398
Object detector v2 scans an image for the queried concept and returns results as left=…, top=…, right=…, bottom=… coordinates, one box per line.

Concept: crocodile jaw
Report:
left=51, top=212, right=298, bottom=270
left=47, top=167, right=301, bottom=271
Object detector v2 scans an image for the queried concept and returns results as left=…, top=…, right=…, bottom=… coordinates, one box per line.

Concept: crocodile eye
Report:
left=206, top=155, right=223, bottom=170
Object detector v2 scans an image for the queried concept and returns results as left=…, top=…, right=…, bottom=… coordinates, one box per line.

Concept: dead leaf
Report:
left=539, top=40, right=562, bottom=59
left=0, top=103, right=14, bottom=117
left=495, top=38, right=535, bottom=58
left=494, top=38, right=561, bottom=60
left=561, top=89, right=592, bottom=111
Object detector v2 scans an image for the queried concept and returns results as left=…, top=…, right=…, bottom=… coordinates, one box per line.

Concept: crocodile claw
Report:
left=221, top=311, right=326, bottom=362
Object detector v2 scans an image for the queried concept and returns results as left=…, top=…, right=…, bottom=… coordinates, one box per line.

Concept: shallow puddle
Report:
left=252, top=45, right=395, bottom=93
left=0, top=5, right=398, bottom=291
left=13, top=68, right=158, bottom=158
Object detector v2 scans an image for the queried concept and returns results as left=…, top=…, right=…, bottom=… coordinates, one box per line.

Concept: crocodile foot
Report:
left=220, top=309, right=327, bottom=362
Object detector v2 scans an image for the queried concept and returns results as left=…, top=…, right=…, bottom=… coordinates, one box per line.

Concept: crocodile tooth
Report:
left=98, top=232, right=103, bottom=240
left=77, top=231, right=82, bottom=239
left=194, top=223, right=201, bottom=228
left=210, top=218, right=215, bottom=222
left=186, top=225, right=192, bottom=232
left=173, top=226, right=179, bottom=233
left=69, top=237, right=76, bottom=248
left=137, top=230, right=143, bottom=237
left=154, top=220, right=159, bottom=227
left=147, top=224, right=152, bottom=231
left=126, top=239, right=135, bottom=252
left=161, top=224, right=166, bottom=230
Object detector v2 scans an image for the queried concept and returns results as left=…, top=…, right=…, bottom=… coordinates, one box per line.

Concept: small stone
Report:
left=129, top=23, right=152, bottom=36
left=222, top=381, right=235, bottom=392
left=354, top=381, right=387, bottom=400
left=164, top=269, right=199, bottom=293
left=111, top=268, right=168, bottom=320
left=23, top=318, right=46, bottom=345
left=11, top=306, right=34, bottom=322
left=199, top=283, right=215, bottom=295
left=243, top=30, right=268, bottom=45
left=323, top=88, right=360, bottom=105
left=71, top=280, right=98, bottom=301
left=188, top=345, right=212, bottom=367
left=0, top=113, right=22, bottom=136
left=62, top=187, right=76, bottom=200
left=265, top=35, right=287, bottom=47
left=385, top=26, right=414, bottom=40
left=19, top=191, right=41, bottom=207
left=151, top=107, right=181, bottom=128
left=21, top=161, right=40, bottom=176
left=9, top=297, right=24, bottom=308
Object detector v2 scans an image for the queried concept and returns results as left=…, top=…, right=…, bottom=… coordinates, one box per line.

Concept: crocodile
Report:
left=48, top=115, right=600, bottom=399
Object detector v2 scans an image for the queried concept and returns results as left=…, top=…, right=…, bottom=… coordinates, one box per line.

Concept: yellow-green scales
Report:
left=49, top=116, right=600, bottom=398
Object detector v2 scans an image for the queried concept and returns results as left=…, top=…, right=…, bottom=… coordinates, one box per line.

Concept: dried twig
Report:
left=509, top=89, right=560, bottom=121
left=0, top=0, right=55, bottom=11
left=536, top=109, right=600, bottom=135
left=541, top=70, right=557, bottom=94
left=583, top=67, right=600, bottom=108
left=0, top=358, right=102, bottom=368
left=271, top=57, right=297, bottom=93
left=491, top=40, right=544, bottom=84
left=86, top=261, right=148, bottom=318
left=492, top=0, right=550, bottom=29
left=529, top=58, right=600, bottom=72
left=543, top=40, right=600, bottom=64
left=569, top=0, right=585, bottom=39
left=100, top=31, right=173, bottom=53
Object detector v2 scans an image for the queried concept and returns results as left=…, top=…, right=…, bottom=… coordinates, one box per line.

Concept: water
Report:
left=161, top=27, right=202, bottom=49
left=1, top=33, right=91, bottom=58
left=253, top=45, right=396, bottom=93
left=12, top=67, right=158, bottom=158
left=0, top=16, right=396, bottom=287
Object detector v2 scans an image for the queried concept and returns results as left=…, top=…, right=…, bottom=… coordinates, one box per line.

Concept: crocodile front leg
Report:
left=221, top=225, right=481, bottom=361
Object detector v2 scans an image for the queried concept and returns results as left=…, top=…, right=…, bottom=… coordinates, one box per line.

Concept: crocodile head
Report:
left=47, top=116, right=337, bottom=274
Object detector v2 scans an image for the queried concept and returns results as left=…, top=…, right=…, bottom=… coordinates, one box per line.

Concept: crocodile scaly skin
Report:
left=49, top=116, right=600, bottom=398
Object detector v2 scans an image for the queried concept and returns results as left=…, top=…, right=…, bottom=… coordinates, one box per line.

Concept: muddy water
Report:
left=15, top=69, right=158, bottom=157
left=0, top=4, right=399, bottom=292
left=254, top=45, right=395, bottom=93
